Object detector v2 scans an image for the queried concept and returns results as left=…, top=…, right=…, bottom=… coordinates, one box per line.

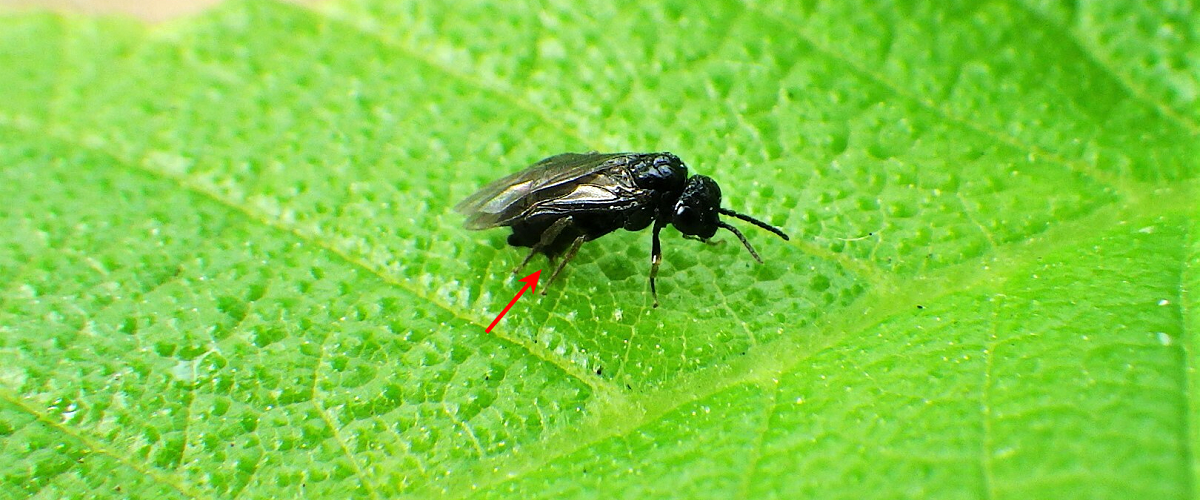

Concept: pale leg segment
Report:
left=649, top=220, right=667, bottom=308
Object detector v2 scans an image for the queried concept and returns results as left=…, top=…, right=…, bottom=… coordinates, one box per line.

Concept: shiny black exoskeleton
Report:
left=455, top=152, right=789, bottom=306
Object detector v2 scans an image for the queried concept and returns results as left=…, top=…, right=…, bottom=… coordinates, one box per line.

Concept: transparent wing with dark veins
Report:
left=455, top=152, right=634, bottom=229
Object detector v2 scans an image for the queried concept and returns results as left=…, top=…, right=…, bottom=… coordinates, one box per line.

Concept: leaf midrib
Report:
left=436, top=186, right=1196, bottom=498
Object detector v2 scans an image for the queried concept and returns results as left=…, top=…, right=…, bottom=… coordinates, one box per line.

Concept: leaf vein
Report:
left=736, top=379, right=780, bottom=499
left=980, top=295, right=1001, bottom=500
left=956, top=191, right=998, bottom=250
left=1177, top=216, right=1196, bottom=498
left=735, top=0, right=1146, bottom=196
left=0, top=111, right=620, bottom=403
left=311, top=331, right=383, bottom=500
left=1006, top=0, right=1200, bottom=135
left=313, top=7, right=591, bottom=147
left=0, top=390, right=203, bottom=499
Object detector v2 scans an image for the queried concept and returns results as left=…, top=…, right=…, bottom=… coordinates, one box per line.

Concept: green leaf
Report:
left=0, top=0, right=1196, bottom=498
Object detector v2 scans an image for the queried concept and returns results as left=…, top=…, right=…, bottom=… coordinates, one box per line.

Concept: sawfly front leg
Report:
left=649, top=219, right=667, bottom=308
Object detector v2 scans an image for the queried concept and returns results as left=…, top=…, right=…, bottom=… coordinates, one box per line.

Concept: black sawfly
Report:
left=455, top=152, right=789, bottom=307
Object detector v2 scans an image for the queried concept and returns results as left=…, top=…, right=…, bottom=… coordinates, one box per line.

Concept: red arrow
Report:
left=485, top=270, right=541, bottom=332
